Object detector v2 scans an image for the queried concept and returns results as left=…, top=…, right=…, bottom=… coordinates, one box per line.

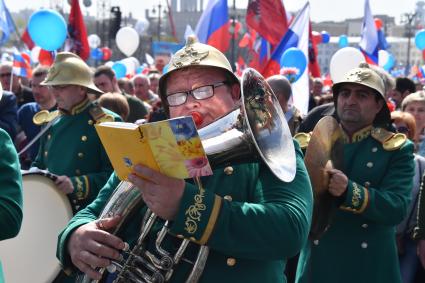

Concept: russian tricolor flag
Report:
left=195, top=0, right=230, bottom=53
left=12, top=52, right=32, bottom=78
left=262, top=2, right=311, bottom=115
left=359, top=0, right=388, bottom=64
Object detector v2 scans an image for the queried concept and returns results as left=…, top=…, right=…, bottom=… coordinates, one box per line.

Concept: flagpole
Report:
left=230, top=0, right=236, bottom=71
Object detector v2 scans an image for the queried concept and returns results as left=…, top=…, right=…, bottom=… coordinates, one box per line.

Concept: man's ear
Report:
left=230, top=83, right=241, bottom=101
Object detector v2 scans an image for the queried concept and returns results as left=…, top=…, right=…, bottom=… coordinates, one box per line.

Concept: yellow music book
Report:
left=95, top=116, right=213, bottom=181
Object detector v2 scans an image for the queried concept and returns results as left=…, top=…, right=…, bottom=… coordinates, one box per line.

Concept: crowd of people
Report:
left=1, top=36, right=425, bottom=283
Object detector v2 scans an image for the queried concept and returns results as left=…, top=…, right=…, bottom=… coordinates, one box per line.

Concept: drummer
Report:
left=0, top=85, right=23, bottom=281
left=31, top=52, right=121, bottom=213
left=296, top=63, right=415, bottom=283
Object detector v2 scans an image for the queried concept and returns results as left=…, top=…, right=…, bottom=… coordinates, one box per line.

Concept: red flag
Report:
left=246, top=0, right=288, bottom=46
left=66, top=0, right=89, bottom=60
left=21, top=28, right=34, bottom=50
left=308, top=22, right=321, bottom=77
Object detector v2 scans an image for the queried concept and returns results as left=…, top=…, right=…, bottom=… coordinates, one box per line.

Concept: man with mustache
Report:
left=296, top=63, right=415, bottom=283
left=57, top=37, right=313, bottom=283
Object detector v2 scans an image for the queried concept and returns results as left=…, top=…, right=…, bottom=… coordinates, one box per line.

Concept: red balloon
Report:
left=101, top=47, right=112, bottom=60
left=39, top=49, right=54, bottom=66
left=312, top=31, right=322, bottom=44
left=374, top=18, right=383, bottom=30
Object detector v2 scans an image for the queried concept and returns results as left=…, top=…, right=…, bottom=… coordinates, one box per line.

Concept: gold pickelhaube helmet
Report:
left=41, top=52, right=103, bottom=95
left=332, top=62, right=390, bottom=126
left=158, top=35, right=239, bottom=115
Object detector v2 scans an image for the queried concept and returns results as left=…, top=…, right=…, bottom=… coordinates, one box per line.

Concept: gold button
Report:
left=47, top=134, right=51, bottom=140
left=189, top=237, right=196, bottom=242
left=44, top=151, right=48, bottom=157
left=366, top=162, right=373, bottom=168
left=224, top=195, right=232, bottom=201
left=75, top=169, right=81, bottom=175
left=371, top=147, right=377, bottom=152
left=224, top=166, right=234, bottom=175
left=226, top=257, right=236, bottom=267
left=78, top=152, right=84, bottom=158
left=364, top=181, right=370, bottom=187
left=81, top=135, right=88, bottom=142
left=88, top=120, right=93, bottom=125
left=176, top=234, right=184, bottom=239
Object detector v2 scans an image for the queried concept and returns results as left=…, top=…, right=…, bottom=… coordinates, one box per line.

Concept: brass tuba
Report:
left=78, top=68, right=296, bottom=283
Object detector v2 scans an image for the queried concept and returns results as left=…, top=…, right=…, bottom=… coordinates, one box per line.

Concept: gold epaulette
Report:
left=294, top=132, right=311, bottom=149
left=33, top=110, right=60, bottom=125
left=371, top=127, right=407, bottom=151
left=89, top=103, right=115, bottom=124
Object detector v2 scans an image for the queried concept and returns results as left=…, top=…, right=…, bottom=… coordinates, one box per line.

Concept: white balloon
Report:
left=87, top=34, right=101, bottom=49
left=116, top=27, right=140, bottom=57
left=30, top=46, right=41, bottom=63
left=378, top=50, right=390, bottom=68
left=128, top=57, right=140, bottom=68
left=134, top=18, right=150, bottom=36
left=329, top=47, right=365, bottom=83
left=120, top=57, right=137, bottom=75
left=105, top=61, right=114, bottom=68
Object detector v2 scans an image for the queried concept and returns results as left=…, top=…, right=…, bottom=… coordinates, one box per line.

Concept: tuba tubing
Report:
left=77, top=68, right=296, bottom=282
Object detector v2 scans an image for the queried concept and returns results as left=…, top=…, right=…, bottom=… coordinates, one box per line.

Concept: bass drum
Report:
left=0, top=172, right=73, bottom=283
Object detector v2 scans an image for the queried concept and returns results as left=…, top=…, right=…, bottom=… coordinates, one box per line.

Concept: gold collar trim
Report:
left=342, top=125, right=373, bottom=143
left=61, top=98, right=90, bottom=115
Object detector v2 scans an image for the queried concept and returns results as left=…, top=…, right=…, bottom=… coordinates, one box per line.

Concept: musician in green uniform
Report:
left=31, top=52, right=121, bottom=212
left=56, top=37, right=313, bottom=282
left=0, top=107, right=23, bottom=280
left=296, top=63, right=415, bottom=283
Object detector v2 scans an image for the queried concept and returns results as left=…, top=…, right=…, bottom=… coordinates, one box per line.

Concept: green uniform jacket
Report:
left=297, top=126, right=415, bottom=283
left=57, top=141, right=313, bottom=283
left=32, top=98, right=121, bottom=212
left=0, top=128, right=23, bottom=281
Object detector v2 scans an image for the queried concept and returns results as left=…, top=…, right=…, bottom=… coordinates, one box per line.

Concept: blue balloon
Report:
left=90, top=48, right=103, bottom=60
left=280, top=47, right=307, bottom=83
left=383, top=54, right=395, bottom=71
left=415, top=29, right=425, bottom=50
left=162, top=64, right=170, bottom=74
left=136, top=66, right=144, bottom=74
left=28, top=9, right=67, bottom=51
left=338, top=35, right=349, bottom=48
left=112, top=62, right=127, bottom=79
left=321, top=31, right=330, bottom=44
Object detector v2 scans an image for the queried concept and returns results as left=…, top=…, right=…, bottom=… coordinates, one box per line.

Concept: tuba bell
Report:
left=78, top=68, right=296, bottom=283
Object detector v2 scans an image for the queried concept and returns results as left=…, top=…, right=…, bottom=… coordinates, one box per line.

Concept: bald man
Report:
left=267, top=75, right=303, bottom=135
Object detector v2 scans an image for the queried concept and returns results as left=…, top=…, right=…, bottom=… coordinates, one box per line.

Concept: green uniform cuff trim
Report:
left=170, top=182, right=220, bottom=244
left=57, top=219, right=91, bottom=271
left=71, top=176, right=90, bottom=200
left=340, top=181, right=369, bottom=214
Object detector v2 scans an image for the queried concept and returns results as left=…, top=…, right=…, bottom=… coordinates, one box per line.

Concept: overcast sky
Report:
left=5, top=0, right=419, bottom=24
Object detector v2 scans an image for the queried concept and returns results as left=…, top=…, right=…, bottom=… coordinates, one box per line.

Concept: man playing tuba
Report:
left=58, top=37, right=313, bottom=283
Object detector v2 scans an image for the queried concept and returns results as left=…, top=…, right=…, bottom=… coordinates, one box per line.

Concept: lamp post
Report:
left=152, top=2, right=167, bottom=41
left=401, top=12, right=417, bottom=76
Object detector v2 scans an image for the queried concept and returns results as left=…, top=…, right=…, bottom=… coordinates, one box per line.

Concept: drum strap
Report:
left=18, top=116, right=59, bottom=157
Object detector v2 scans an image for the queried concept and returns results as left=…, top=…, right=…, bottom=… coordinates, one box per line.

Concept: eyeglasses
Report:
left=166, top=81, right=228, bottom=106
left=396, top=126, right=410, bottom=134
left=0, top=73, right=11, bottom=78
